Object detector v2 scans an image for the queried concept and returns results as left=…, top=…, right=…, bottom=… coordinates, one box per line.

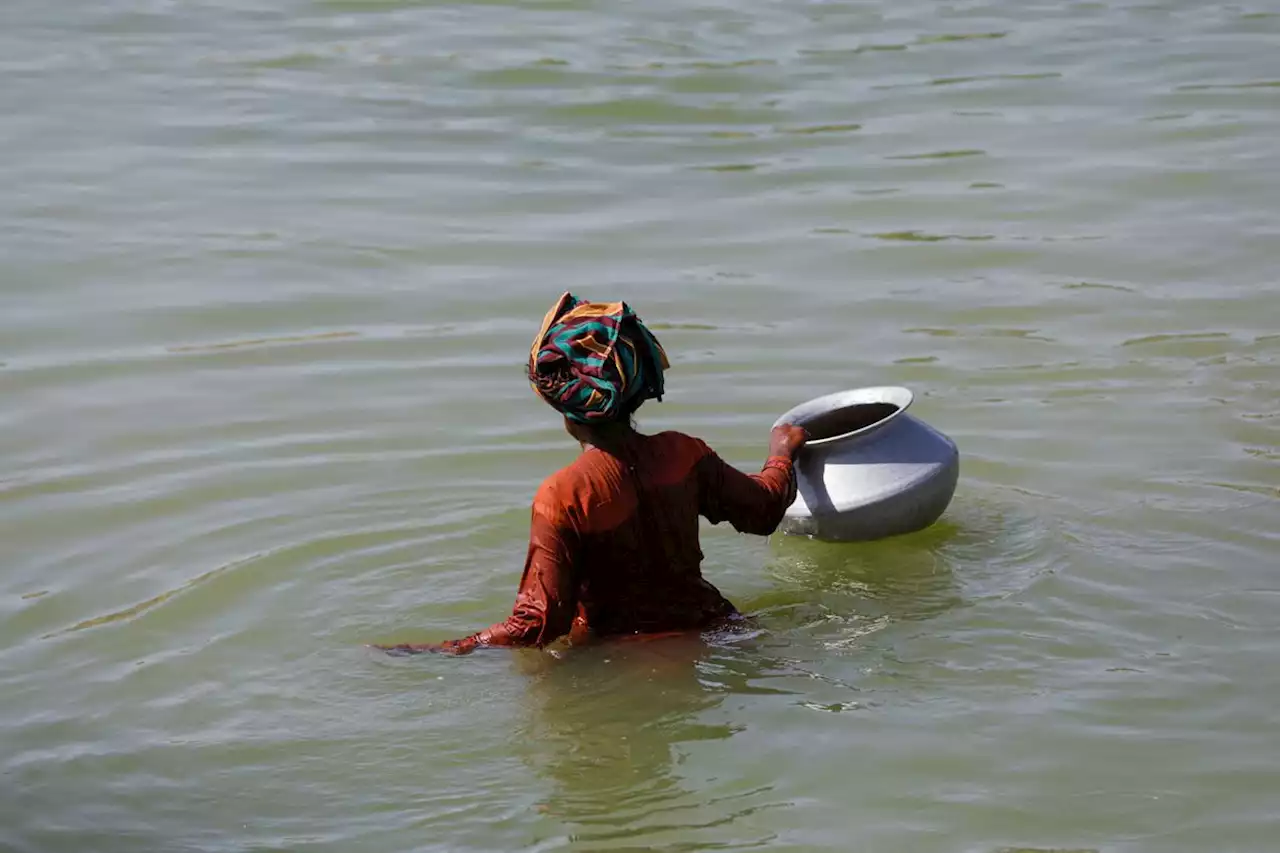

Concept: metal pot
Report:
left=773, top=387, right=959, bottom=541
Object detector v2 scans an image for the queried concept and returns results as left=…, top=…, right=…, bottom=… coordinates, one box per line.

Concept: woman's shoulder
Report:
left=650, top=427, right=711, bottom=448
left=532, top=432, right=712, bottom=504
left=646, top=430, right=713, bottom=457
left=532, top=447, right=630, bottom=508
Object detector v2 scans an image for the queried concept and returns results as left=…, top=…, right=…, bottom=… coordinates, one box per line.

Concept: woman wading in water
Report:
left=379, top=292, right=807, bottom=654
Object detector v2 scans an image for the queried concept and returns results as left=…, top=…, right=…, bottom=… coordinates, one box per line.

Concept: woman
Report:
left=380, top=292, right=807, bottom=655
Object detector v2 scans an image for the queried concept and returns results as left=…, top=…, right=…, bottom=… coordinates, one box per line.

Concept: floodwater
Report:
left=2, top=1, right=1277, bottom=851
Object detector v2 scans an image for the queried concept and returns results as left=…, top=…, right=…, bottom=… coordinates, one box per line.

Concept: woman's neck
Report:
left=579, top=422, right=641, bottom=455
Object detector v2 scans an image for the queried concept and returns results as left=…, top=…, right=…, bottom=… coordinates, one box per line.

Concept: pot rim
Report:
left=773, top=386, right=915, bottom=447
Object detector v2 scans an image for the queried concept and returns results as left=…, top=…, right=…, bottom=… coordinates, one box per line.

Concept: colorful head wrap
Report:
left=529, top=291, right=670, bottom=424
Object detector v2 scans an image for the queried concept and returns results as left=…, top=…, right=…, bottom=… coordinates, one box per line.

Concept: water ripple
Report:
left=3, top=0, right=1280, bottom=849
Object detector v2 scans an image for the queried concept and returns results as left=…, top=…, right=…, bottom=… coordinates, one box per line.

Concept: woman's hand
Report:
left=372, top=638, right=478, bottom=656
left=769, top=423, right=809, bottom=460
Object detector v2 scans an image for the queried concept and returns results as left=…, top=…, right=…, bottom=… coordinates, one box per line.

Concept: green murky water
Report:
left=2, top=1, right=1277, bottom=850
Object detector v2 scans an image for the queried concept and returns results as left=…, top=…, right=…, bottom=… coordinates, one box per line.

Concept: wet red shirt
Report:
left=452, top=431, right=796, bottom=650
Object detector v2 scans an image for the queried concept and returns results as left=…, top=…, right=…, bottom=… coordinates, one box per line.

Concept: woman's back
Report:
left=498, top=431, right=797, bottom=645
left=541, top=431, right=730, bottom=637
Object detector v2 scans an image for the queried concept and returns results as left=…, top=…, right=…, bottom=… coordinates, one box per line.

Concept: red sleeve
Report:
left=694, top=441, right=797, bottom=536
left=449, top=488, right=579, bottom=651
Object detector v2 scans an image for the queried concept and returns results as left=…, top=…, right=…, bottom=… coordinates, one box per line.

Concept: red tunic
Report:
left=452, top=431, right=796, bottom=651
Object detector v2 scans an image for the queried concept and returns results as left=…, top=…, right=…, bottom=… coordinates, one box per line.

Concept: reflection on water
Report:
left=765, top=524, right=962, bottom=616
left=516, top=638, right=765, bottom=852
left=509, top=513, right=1022, bottom=848
left=743, top=518, right=967, bottom=657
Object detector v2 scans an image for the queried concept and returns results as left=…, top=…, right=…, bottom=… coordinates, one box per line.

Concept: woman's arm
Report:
left=378, top=496, right=580, bottom=655
left=695, top=424, right=808, bottom=536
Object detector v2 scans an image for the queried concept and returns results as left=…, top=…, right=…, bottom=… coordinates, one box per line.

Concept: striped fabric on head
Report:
left=529, top=292, right=670, bottom=424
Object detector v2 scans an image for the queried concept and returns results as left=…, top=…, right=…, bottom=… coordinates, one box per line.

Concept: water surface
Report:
left=2, top=1, right=1278, bottom=851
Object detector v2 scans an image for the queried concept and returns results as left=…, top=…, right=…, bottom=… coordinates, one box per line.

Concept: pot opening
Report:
left=802, top=402, right=900, bottom=441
